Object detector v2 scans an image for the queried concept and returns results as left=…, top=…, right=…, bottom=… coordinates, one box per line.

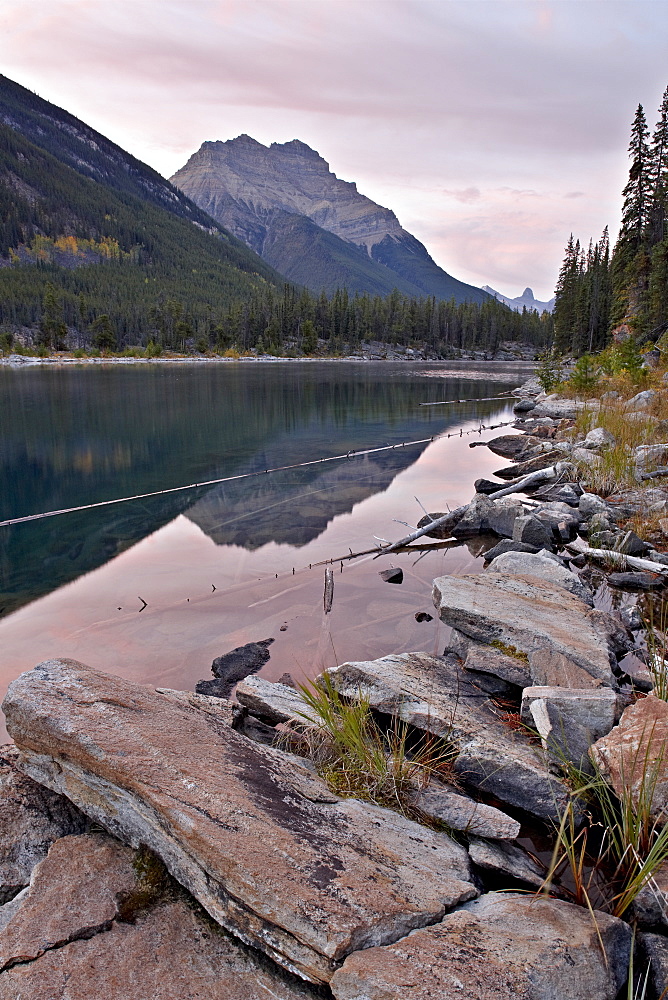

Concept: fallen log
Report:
left=571, top=546, right=668, bottom=576
left=487, top=463, right=568, bottom=500
left=372, top=507, right=466, bottom=558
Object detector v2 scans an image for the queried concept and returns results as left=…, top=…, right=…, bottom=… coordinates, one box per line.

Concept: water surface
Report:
left=0, top=360, right=531, bottom=740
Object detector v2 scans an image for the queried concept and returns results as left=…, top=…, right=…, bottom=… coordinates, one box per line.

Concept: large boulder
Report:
left=2, top=659, right=475, bottom=984
left=325, top=652, right=568, bottom=821
left=532, top=395, right=599, bottom=419
left=0, top=832, right=318, bottom=999
left=433, top=573, right=618, bottom=687
left=0, top=745, right=86, bottom=904
left=329, top=892, right=631, bottom=1000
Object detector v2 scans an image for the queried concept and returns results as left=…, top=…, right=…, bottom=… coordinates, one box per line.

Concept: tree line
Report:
left=554, top=85, right=668, bottom=356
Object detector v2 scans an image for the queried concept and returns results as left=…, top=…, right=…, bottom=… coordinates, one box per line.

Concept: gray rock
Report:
left=583, top=426, right=616, bottom=449
left=433, top=572, right=617, bottom=686
left=512, top=514, right=554, bottom=549
left=486, top=434, right=538, bottom=458
left=616, top=529, right=650, bottom=556
left=513, top=398, right=536, bottom=413
left=620, top=605, right=644, bottom=631
left=639, top=931, right=668, bottom=1000
left=483, top=539, right=540, bottom=561
left=485, top=550, right=593, bottom=605
left=625, top=389, right=658, bottom=412
left=330, top=892, right=631, bottom=1000
left=326, top=652, right=569, bottom=821
left=409, top=785, right=520, bottom=840
left=532, top=395, right=600, bottom=419
left=589, top=512, right=612, bottom=533
left=521, top=686, right=621, bottom=769
left=587, top=608, right=634, bottom=655
left=416, top=506, right=468, bottom=538
left=235, top=675, right=316, bottom=726
left=579, top=492, right=608, bottom=517
left=572, top=446, right=602, bottom=464
left=0, top=745, right=87, bottom=904
left=486, top=498, right=525, bottom=538
left=451, top=495, right=523, bottom=540
left=467, top=837, right=545, bottom=888
left=635, top=444, right=668, bottom=473
left=529, top=648, right=603, bottom=688
left=2, top=659, right=476, bottom=985
left=631, top=861, right=668, bottom=931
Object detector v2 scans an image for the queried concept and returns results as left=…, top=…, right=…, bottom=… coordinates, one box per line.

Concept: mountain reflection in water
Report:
left=0, top=360, right=531, bottom=742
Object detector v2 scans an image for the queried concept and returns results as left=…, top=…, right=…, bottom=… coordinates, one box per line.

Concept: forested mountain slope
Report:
left=0, top=79, right=286, bottom=347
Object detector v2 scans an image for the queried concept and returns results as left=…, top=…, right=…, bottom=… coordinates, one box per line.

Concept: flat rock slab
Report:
left=2, top=659, right=475, bottom=984
left=0, top=832, right=318, bottom=1000
left=0, top=745, right=86, bottom=904
left=329, top=892, right=631, bottom=1000
left=325, top=653, right=568, bottom=821
left=409, top=784, right=520, bottom=840
left=235, top=676, right=315, bottom=726
left=467, top=838, right=545, bottom=889
left=590, top=694, right=668, bottom=824
left=433, top=572, right=616, bottom=687
left=485, top=550, right=593, bottom=605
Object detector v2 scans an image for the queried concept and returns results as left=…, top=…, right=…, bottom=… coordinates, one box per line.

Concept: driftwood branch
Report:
left=372, top=506, right=466, bottom=559
left=575, top=546, right=668, bottom=575
left=487, top=463, right=566, bottom=500
left=640, top=467, right=668, bottom=481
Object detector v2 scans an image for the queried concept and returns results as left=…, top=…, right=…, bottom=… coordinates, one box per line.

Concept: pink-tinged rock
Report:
left=330, top=892, right=631, bottom=1000
left=2, top=659, right=475, bottom=984
left=0, top=832, right=318, bottom=1000
left=0, top=745, right=86, bottom=903
left=0, top=833, right=136, bottom=971
left=590, top=694, right=668, bottom=822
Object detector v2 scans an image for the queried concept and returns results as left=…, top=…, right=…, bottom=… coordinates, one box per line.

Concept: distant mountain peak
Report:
left=171, top=136, right=488, bottom=304
left=482, top=284, right=554, bottom=314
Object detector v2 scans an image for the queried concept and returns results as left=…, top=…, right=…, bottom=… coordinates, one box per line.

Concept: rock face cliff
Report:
left=171, top=136, right=489, bottom=303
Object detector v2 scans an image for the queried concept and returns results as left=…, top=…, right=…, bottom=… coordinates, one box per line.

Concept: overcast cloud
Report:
left=1, top=0, right=667, bottom=299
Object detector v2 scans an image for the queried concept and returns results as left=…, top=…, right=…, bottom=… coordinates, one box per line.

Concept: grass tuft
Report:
left=290, top=674, right=457, bottom=816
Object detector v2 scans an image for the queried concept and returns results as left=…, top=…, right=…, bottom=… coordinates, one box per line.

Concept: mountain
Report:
left=171, top=136, right=489, bottom=304
left=482, top=285, right=555, bottom=314
left=0, top=76, right=284, bottom=344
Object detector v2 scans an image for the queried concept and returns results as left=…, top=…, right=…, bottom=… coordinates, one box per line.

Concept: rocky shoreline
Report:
left=2, top=376, right=668, bottom=998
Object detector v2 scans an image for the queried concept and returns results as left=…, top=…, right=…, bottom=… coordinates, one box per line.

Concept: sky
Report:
left=1, top=0, right=667, bottom=301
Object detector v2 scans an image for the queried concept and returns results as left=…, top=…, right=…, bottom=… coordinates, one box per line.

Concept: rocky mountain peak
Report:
left=522, top=287, right=535, bottom=299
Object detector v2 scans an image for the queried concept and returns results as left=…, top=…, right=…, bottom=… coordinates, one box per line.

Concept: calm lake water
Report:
left=0, top=360, right=532, bottom=740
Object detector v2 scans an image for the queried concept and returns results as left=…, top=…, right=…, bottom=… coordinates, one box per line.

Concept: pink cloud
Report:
left=0, top=0, right=665, bottom=298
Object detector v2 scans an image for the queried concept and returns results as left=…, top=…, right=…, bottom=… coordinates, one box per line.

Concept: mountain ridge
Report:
left=482, top=285, right=555, bottom=314
left=171, top=136, right=489, bottom=304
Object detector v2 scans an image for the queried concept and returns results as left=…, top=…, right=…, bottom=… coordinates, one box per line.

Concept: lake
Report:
left=0, top=359, right=532, bottom=740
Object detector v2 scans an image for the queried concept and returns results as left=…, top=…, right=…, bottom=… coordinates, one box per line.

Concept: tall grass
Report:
left=642, top=597, right=668, bottom=702
left=544, top=745, right=668, bottom=919
left=569, top=402, right=665, bottom=496
left=291, top=674, right=456, bottom=815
